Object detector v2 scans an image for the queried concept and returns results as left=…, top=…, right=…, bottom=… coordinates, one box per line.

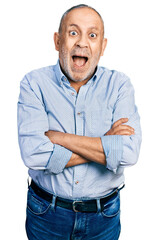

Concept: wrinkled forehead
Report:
left=61, top=7, right=104, bottom=34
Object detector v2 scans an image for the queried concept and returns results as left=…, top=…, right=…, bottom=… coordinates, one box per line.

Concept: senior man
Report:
left=17, top=4, right=142, bottom=240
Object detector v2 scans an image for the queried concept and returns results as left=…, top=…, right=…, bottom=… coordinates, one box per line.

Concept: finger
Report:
left=112, top=118, right=129, bottom=128
left=105, top=126, right=135, bottom=135
left=114, top=124, right=134, bottom=132
left=115, top=130, right=135, bottom=136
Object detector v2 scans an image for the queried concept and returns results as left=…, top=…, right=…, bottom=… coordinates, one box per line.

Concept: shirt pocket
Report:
left=90, top=109, right=112, bottom=137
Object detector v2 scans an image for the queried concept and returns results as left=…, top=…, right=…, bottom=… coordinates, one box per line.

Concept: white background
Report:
left=0, top=0, right=158, bottom=239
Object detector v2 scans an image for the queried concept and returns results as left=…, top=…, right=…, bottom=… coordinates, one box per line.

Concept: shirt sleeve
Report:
left=17, top=75, right=72, bottom=174
left=101, top=74, right=142, bottom=173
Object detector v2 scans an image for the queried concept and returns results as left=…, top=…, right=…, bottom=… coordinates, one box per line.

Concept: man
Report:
left=17, top=4, right=142, bottom=240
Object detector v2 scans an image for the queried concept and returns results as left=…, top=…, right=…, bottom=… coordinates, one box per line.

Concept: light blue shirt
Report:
left=17, top=61, right=142, bottom=200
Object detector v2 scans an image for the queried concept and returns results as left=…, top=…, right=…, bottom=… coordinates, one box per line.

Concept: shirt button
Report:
left=72, top=92, right=75, bottom=96
left=77, top=112, right=81, bottom=116
left=75, top=181, right=79, bottom=185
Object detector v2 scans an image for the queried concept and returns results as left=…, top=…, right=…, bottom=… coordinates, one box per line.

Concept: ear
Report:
left=54, top=32, right=60, bottom=51
left=101, top=38, right=107, bottom=56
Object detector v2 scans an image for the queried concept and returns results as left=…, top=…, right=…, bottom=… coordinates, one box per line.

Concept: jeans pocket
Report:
left=101, top=193, right=120, bottom=218
left=27, top=187, right=51, bottom=215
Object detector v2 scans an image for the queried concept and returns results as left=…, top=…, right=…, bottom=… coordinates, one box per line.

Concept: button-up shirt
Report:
left=17, top=61, right=142, bottom=200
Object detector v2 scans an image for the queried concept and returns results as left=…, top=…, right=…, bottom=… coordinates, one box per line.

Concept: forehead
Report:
left=63, top=7, right=103, bottom=31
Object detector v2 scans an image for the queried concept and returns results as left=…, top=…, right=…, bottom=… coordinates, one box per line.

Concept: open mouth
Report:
left=72, top=56, right=88, bottom=67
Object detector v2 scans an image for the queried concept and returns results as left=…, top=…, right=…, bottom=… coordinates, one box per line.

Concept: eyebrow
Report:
left=68, top=24, right=79, bottom=28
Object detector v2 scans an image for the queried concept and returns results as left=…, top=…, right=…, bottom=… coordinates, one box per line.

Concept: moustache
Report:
left=71, top=47, right=91, bottom=58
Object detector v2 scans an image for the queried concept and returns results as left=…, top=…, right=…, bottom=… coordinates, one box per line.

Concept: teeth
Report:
left=72, top=56, right=88, bottom=61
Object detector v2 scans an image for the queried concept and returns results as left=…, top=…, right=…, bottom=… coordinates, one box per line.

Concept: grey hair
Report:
left=58, top=4, right=104, bottom=36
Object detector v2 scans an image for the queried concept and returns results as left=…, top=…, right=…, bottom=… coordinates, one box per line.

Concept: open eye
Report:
left=89, top=33, right=97, bottom=38
left=70, top=31, right=78, bottom=36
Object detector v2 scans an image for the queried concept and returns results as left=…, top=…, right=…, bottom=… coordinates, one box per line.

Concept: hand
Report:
left=105, top=118, right=135, bottom=136
left=45, top=130, right=65, bottom=144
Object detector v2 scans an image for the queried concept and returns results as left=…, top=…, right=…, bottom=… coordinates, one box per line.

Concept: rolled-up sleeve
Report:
left=17, top=75, right=72, bottom=174
left=101, top=75, right=142, bottom=173
left=101, top=135, right=123, bottom=172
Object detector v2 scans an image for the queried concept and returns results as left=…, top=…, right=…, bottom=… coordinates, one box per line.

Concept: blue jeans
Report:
left=26, top=187, right=121, bottom=240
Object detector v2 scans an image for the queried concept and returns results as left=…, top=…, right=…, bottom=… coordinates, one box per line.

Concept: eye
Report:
left=89, top=33, right=97, bottom=38
left=70, top=31, right=78, bottom=36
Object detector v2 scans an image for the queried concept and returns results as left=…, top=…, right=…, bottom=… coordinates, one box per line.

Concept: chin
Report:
left=71, top=73, right=91, bottom=82
left=70, top=77, right=85, bottom=82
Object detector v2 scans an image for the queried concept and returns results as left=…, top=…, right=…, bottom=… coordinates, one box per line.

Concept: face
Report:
left=54, top=7, right=107, bottom=82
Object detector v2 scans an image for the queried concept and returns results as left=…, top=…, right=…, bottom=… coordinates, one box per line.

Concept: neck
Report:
left=69, top=79, right=89, bottom=93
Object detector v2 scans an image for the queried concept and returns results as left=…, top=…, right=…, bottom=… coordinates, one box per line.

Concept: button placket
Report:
left=72, top=85, right=90, bottom=197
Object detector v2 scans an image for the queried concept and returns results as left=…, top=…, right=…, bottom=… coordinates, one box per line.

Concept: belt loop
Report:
left=118, top=183, right=125, bottom=192
left=51, top=195, right=56, bottom=212
left=96, top=199, right=101, bottom=213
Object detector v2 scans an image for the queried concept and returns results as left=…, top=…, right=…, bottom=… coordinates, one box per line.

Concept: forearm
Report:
left=64, top=134, right=106, bottom=165
left=46, top=132, right=106, bottom=165
left=45, top=118, right=135, bottom=168
left=65, top=153, right=90, bottom=168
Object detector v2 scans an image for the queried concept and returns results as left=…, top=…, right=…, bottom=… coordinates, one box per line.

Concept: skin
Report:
left=45, top=118, right=134, bottom=167
left=45, top=8, right=135, bottom=167
left=54, top=7, right=107, bottom=92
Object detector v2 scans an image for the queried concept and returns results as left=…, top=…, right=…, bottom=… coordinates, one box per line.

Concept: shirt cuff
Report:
left=46, top=144, right=72, bottom=174
left=101, top=135, right=123, bottom=173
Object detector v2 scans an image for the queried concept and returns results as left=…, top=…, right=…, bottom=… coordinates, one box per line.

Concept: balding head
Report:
left=58, top=4, right=105, bottom=38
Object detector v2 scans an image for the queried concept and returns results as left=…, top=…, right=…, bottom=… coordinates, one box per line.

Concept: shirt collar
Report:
left=54, top=59, right=99, bottom=85
left=54, top=60, right=66, bottom=85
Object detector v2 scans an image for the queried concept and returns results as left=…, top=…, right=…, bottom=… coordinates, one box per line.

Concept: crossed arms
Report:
left=45, top=118, right=135, bottom=168
left=18, top=74, right=142, bottom=174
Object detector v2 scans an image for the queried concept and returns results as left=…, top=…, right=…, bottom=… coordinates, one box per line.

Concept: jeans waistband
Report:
left=30, top=180, right=124, bottom=213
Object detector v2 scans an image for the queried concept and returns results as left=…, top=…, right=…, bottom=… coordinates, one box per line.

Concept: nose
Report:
left=76, top=34, right=88, bottom=48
